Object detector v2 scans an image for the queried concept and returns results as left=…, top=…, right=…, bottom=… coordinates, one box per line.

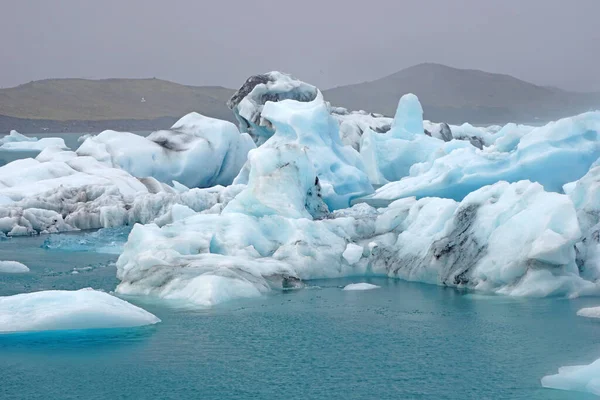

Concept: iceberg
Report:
left=577, top=306, right=600, bottom=318
left=227, top=72, right=318, bottom=145
left=109, top=76, right=600, bottom=307
left=0, top=130, right=67, bottom=151
left=3, top=70, right=600, bottom=310
left=226, top=72, right=495, bottom=153
left=0, top=288, right=160, bottom=333
left=564, top=162, right=600, bottom=281
left=541, top=358, right=600, bottom=396
left=77, top=112, right=255, bottom=188
left=233, top=91, right=373, bottom=210
left=359, top=94, right=473, bottom=185
left=116, top=179, right=596, bottom=307
left=363, top=111, right=600, bottom=203
left=343, top=283, right=380, bottom=291
left=0, top=261, right=29, bottom=273
left=0, top=130, right=37, bottom=144
left=0, top=146, right=244, bottom=235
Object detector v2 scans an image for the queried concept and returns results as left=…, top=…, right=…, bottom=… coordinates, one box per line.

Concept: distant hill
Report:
left=0, top=78, right=235, bottom=132
left=2, top=65, right=600, bottom=133
left=323, top=63, right=600, bottom=124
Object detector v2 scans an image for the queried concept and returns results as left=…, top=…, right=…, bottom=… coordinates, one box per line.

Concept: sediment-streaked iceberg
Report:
left=233, top=91, right=373, bottom=210
left=564, top=162, right=600, bottom=281
left=331, top=108, right=392, bottom=151
left=0, top=146, right=244, bottom=235
left=227, top=72, right=318, bottom=145
left=0, top=288, right=160, bottom=333
left=77, top=112, right=255, bottom=188
left=116, top=178, right=596, bottom=307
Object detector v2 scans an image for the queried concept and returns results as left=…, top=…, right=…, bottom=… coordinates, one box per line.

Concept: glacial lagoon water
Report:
left=1, top=232, right=600, bottom=400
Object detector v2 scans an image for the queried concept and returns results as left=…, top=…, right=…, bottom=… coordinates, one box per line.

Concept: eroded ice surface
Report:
left=0, top=145, right=245, bottom=235
left=0, top=288, right=160, bottom=333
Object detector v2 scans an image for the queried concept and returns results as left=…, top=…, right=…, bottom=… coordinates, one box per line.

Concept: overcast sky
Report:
left=1, top=0, right=599, bottom=91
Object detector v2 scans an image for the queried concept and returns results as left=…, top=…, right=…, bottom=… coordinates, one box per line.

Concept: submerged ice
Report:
left=41, top=226, right=132, bottom=254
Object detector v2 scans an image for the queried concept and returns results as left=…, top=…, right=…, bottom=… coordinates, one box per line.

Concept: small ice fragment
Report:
left=343, top=283, right=381, bottom=291
left=577, top=306, right=600, bottom=319
left=0, top=261, right=29, bottom=273
left=342, top=243, right=363, bottom=265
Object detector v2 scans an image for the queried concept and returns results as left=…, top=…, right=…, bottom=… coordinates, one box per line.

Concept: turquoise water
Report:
left=1, top=233, right=600, bottom=399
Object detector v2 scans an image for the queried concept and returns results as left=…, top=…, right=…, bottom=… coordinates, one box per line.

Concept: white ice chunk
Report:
left=0, top=261, right=29, bottom=273
left=0, top=130, right=67, bottom=151
left=343, top=283, right=380, bottom=291
left=577, top=306, right=600, bottom=319
left=0, top=288, right=160, bottom=333
left=342, top=244, right=364, bottom=265
left=542, top=358, right=600, bottom=396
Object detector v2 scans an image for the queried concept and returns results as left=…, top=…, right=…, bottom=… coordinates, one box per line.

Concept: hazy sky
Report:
left=1, top=0, right=599, bottom=91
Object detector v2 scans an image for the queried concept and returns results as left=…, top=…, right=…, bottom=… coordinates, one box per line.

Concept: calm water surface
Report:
left=0, top=233, right=599, bottom=400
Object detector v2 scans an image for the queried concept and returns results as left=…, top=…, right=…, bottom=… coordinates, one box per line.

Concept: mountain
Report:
left=323, top=63, right=600, bottom=124
left=2, top=64, right=600, bottom=133
left=0, top=78, right=235, bottom=132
